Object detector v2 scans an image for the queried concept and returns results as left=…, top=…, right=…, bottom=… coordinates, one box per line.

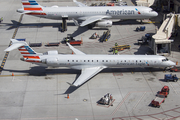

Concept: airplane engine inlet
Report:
left=95, top=20, right=112, bottom=27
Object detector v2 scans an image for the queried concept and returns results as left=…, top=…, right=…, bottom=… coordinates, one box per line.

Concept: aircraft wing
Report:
left=67, top=42, right=86, bottom=55
left=69, top=66, right=106, bottom=87
left=80, top=16, right=110, bottom=27
left=73, top=0, right=87, bottom=7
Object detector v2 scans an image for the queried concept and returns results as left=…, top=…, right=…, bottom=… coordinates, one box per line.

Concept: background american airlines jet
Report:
left=5, top=39, right=175, bottom=87
left=17, top=0, right=158, bottom=28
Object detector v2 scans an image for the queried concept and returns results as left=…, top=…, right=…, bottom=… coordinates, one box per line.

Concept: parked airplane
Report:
left=17, top=0, right=158, bottom=28
left=5, top=39, right=175, bottom=87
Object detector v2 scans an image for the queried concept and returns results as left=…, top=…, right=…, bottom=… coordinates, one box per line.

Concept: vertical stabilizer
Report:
left=5, top=39, right=41, bottom=63
left=21, top=0, right=43, bottom=11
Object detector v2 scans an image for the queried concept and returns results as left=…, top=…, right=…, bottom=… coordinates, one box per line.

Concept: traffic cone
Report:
left=12, top=73, right=14, bottom=76
left=176, top=61, right=178, bottom=65
left=67, top=94, right=69, bottom=99
left=72, top=51, right=74, bottom=54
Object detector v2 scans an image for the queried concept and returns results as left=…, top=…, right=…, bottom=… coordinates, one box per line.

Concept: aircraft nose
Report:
left=169, top=61, right=176, bottom=67
left=153, top=11, right=158, bottom=17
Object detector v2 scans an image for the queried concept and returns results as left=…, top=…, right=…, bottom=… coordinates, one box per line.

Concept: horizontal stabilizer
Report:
left=4, top=39, right=28, bottom=51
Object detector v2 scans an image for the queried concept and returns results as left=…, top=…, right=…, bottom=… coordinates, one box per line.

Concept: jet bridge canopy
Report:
left=150, top=14, right=177, bottom=55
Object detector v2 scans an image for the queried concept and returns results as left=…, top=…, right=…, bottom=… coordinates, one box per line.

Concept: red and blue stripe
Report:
left=22, top=0, right=43, bottom=11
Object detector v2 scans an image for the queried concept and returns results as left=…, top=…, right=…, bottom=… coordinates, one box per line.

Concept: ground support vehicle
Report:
left=62, top=35, right=75, bottom=43
left=159, top=86, right=169, bottom=98
left=29, top=42, right=42, bottom=47
left=98, top=93, right=114, bottom=106
left=170, top=66, right=180, bottom=72
left=137, top=34, right=151, bottom=45
left=46, top=42, right=60, bottom=46
left=106, top=2, right=114, bottom=6
left=99, top=30, right=111, bottom=42
left=110, top=45, right=130, bottom=52
left=69, top=40, right=83, bottom=45
left=89, top=32, right=99, bottom=39
left=136, top=26, right=145, bottom=31
left=164, top=74, right=178, bottom=82
left=151, top=94, right=165, bottom=108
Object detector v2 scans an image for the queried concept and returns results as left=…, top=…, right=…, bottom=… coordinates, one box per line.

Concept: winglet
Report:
left=73, top=0, right=87, bottom=7
left=67, top=82, right=77, bottom=87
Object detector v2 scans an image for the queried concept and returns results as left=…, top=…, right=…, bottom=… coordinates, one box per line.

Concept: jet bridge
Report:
left=136, top=0, right=156, bottom=7
left=150, top=14, right=179, bottom=55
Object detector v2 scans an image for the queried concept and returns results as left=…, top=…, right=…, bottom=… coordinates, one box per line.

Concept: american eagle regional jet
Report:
left=17, top=0, right=158, bottom=28
left=5, top=39, right=175, bottom=87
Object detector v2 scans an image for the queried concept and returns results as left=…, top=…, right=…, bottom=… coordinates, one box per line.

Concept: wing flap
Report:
left=72, top=66, right=106, bottom=86
left=80, top=16, right=111, bottom=27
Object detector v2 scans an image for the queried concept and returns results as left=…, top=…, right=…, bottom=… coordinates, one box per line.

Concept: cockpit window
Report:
left=162, top=58, right=169, bottom=62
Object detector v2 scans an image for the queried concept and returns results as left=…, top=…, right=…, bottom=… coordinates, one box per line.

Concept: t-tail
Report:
left=17, top=0, right=46, bottom=15
left=4, top=39, right=42, bottom=63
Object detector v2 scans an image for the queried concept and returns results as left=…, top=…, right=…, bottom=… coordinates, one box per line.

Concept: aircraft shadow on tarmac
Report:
left=3, top=66, right=164, bottom=94
left=3, top=19, right=150, bottom=38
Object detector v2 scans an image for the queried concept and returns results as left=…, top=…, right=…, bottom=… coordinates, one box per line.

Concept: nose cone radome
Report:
left=152, top=11, right=158, bottom=17
left=169, top=61, right=176, bottom=67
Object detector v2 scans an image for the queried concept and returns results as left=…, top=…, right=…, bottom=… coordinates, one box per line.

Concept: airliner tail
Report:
left=21, top=0, right=43, bottom=11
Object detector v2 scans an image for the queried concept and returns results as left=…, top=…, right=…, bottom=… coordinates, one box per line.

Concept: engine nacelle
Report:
left=51, top=5, right=58, bottom=8
left=95, top=20, right=112, bottom=27
left=42, top=58, right=58, bottom=66
left=43, top=50, right=58, bottom=55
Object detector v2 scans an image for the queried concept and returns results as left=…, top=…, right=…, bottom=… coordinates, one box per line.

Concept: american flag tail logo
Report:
left=21, top=0, right=43, bottom=11
left=4, top=39, right=42, bottom=63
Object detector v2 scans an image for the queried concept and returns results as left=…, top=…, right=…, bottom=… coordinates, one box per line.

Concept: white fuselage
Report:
left=38, top=54, right=175, bottom=69
left=18, top=6, right=158, bottom=20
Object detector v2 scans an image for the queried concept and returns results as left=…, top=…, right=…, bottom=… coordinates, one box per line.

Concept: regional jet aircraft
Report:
left=17, top=0, right=158, bottom=28
left=5, top=39, right=175, bottom=87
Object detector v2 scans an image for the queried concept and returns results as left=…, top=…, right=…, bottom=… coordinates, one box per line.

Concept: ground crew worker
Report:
left=110, top=94, right=113, bottom=106
left=115, top=49, right=118, bottom=55
left=113, top=49, right=115, bottom=54
left=0, top=17, right=3, bottom=23
left=66, top=38, right=68, bottom=42
left=115, top=42, right=118, bottom=46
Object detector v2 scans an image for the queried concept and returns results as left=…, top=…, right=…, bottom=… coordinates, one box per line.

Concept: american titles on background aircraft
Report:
left=5, top=39, right=175, bottom=87
left=17, top=0, right=158, bottom=28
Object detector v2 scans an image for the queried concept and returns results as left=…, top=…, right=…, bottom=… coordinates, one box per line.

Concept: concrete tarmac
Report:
left=0, top=0, right=180, bottom=120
